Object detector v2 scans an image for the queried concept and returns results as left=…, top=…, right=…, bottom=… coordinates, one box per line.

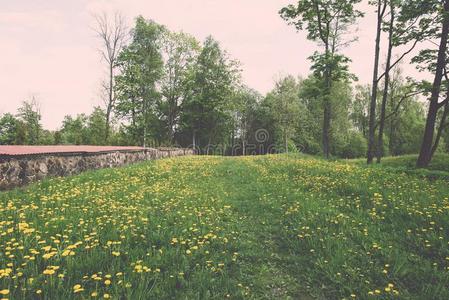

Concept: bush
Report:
left=339, top=131, right=367, bottom=158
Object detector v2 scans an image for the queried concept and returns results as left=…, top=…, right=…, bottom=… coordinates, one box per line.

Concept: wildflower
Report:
left=73, top=284, right=84, bottom=293
left=61, top=250, right=75, bottom=257
left=43, top=269, right=55, bottom=275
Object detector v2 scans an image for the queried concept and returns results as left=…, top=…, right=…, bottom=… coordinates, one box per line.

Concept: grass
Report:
left=349, top=153, right=449, bottom=180
left=377, top=153, right=449, bottom=172
left=0, top=154, right=448, bottom=299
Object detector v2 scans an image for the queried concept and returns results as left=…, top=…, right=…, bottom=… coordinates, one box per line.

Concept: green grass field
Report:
left=1, top=155, right=448, bottom=299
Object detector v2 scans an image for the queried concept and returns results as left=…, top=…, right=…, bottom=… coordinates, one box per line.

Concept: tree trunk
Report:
left=416, top=0, right=449, bottom=168
left=169, top=103, right=174, bottom=144
left=105, top=63, right=114, bottom=142
left=323, top=98, right=331, bottom=158
left=192, top=130, right=196, bottom=152
left=431, top=93, right=449, bottom=156
left=143, top=96, right=147, bottom=148
left=322, top=43, right=332, bottom=158
left=376, top=2, right=395, bottom=163
left=367, top=0, right=385, bottom=164
left=206, top=135, right=212, bottom=155
left=388, top=83, right=397, bottom=155
left=168, top=95, right=178, bottom=145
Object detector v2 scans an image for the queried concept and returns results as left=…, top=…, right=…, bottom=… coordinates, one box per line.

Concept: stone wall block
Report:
left=0, top=148, right=193, bottom=190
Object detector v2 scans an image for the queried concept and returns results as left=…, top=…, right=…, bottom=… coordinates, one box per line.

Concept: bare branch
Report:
left=93, top=11, right=128, bottom=140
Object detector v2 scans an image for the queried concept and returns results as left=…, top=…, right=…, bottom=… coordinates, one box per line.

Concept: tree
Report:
left=297, top=75, right=325, bottom=154
left=266, top=76, right=301, bottom=153
left=86, top=107, right=108, bottom=145
left=160, top=30, right=200, bottom=144
left=17, top=97, right=42, bottom=145
left=180, top=36, right=239, bottom=153
left=280, top=0, right=363, bottom=158
left=375, top=0, right=395, bottom=163
left=232, top=87, right=260, bottom=155
left=367, top=0, right=388, bottom=164
left=351, top=84, right=370, bottom=137
left=412, top=0, right=449, bottom=167
left=0, top=113, right=19, bottom=145
left=368, top=0, right=424, bottom=163
left=94, top=12, right=127, bottom=142
left=60, top=114, right=89, bottom=145
left=115, top=16, right=164, bottom=147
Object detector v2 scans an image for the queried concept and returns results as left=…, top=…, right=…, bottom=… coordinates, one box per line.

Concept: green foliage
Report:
left=57, top=108, right=108, bottom=145
left=279, top=0, right=363, bottom=42
left=179, top=36, right=239, bottom=150
left=339, top=131, right=368, bottom=158
left=59, top=114, right=89, bottom=145
left=159, top=30, right=200, bottom=143
left=397, top=0, right=447, bottom=72
left=115, top=16, right=165, bottom=146
left=265, top=75, right=301, bottom=152
left=0, top=113, right=19, bottom=145
left=86, top=107, right=108, bottom=145
left=280, top=0, right=363, bottom=157
left=17, top=99, right=42, bottom=145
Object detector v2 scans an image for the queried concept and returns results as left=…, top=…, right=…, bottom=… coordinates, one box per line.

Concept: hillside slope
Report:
left=1, top=155, right=448, bottom=299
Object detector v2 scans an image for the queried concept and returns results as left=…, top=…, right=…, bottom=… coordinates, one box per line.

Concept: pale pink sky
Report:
left=0, top=0, right=427, bottom=130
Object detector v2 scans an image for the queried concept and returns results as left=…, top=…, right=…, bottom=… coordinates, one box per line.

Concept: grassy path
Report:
left=1, top=154, right=448, bottom=299
left=212, top=157, right=311, bottom=299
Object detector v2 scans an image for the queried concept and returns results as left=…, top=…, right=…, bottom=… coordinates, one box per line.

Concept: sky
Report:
left=0, top=0, right=428, bottom=130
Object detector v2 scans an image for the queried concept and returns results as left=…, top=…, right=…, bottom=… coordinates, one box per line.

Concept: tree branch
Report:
left=377, top=38, right=419, bottom=82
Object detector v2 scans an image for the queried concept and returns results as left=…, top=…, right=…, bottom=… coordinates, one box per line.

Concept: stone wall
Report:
left=0, top=148, right=193, bottom=190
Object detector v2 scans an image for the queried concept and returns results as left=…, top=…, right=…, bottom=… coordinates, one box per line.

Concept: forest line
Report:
left=1, top=0, right=448, bottom=167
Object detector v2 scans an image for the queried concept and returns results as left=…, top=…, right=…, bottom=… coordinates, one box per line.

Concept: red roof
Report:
left=0, top=145, right=146, bottom=156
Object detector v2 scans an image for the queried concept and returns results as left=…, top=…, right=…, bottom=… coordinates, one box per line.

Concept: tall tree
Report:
left=367, top=0, right=388, bottom=164
left=180, top=36, right=239, bottom=152
left=60, top=114, right=89, bottom=145
left=115, top=16, right=164, bottom=147
left=267, top=76, right=301, bottom=153
left=160, top=30, right=200, bottom=144
left=0, top=113, right=19, bottom=145
left=233, top=87, right=260, bottom=155
left=376, top=0, right=395, bottom=163
left=351, top=84, right=371, bottom=137
left=17, top=97, right=42, bottom=145
left=86, top=107, right=108, bottom=145
left=372, top=0, right=424, bottom=163
left=280, top=0, right=363, bottom=158
left=94, top=12, right=127, bottom=142
left=413, top=0, right=449, bottom=167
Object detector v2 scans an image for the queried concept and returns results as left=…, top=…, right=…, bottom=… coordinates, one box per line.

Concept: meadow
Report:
left=0, top=155, right=448, bottom=299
